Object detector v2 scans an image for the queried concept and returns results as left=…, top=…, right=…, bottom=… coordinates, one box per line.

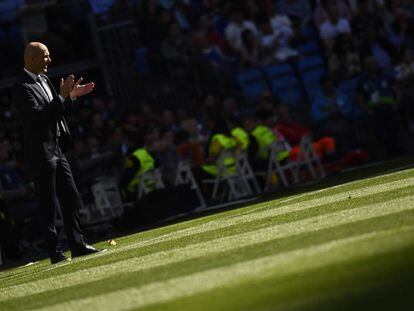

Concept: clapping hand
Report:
left=59, top=75, right=95, bottom=99
left=70, top=77, right=95, bottom=99
left=59, top=75, right=75, bottom=98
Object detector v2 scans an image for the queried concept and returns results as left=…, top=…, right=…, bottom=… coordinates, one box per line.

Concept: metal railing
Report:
left=88, top=13, right=246, bottom=114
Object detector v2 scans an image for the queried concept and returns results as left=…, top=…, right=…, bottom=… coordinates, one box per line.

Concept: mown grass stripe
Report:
left=1, top=195, right=413, bottom=302
left=251, top=167, right=414, bottom=210
left=6, top=210, right=414, bottom=311
left=71, top=176, right=414, bottom=257
left=4, top=186, right=412, bottom=291
left=34, top=225, right=414, bottom=311
left=2, top=172, right=413, bottom=285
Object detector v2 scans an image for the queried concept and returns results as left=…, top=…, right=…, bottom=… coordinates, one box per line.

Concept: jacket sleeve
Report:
left=13, top=83, right=66, bottom=127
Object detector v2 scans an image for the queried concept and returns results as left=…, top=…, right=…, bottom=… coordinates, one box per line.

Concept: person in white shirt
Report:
left=319, top=6, right=351, bottom=51
left=224, top=8, right=258, bottom=52
left=259, top=18, right=298, bottom=63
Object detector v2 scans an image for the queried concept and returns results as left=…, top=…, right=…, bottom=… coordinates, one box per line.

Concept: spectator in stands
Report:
left=351, top=0, right=385, bottom=46
left=140, top=104, right=161, bottom=128
left=221, top=97, right=243, bottom=126
left=240, top=29, right=260, bottom=68
left=140, top=8, right=172, bottom=54
left=388, top=8, right=414, bottom=54
left=172, top=0, right=193, bottom=31
left=359, top=26, right=394, bottom=69
left=314, top=0, right=351, bottom=27
left=197, top=14, right=227, bottom=52
left=231, top=124, right=250, bottom=151
left=311, top=77, right=355, bottom=154
left=258, top=15, right=299, bottom=63
left=224, top=7, right=258, bottom=52
left=122, top=112, right=143, bottom=145
left=394, top=49, right=414, bottom=132
left=327, top=35, right=361, bottom=79
left=357, top=56, right=398, bottom=112
left=160, top=110, right=179, bottom=133
left=89, top=114, right=109, bottom=145
left=243, top=114, right=289, bottom=171
left=0, top=140, right=35, bottom=209
left=200, top=118, right=237, bottom=182
left=266, top=3, right=297, bottom=39
left=175, top=128, right=204, bottom=166
left=108, top=127, right=129, bottom=158
left=0, top=195, right=22, bottom=262
left=276, top=0, right=312, bottom=28
left=395, top=49, right=414, bottom=81
left=193, top=31, right=236, bottom=74
left=275, top=105, right=336, bottom=162
left=0, top=140, right=39, bottom=245
left=242, top=0, right=261, bottom=22
left=119, top=132, right=157, bottom=202
left=259, top=90, right=280, bottom=111
left=356, top=56, right=404, bottom=156
left=403, top=0, right=414, bottom=16
left=181, top=117, right=209, bottom=146
left=198, top=93, right=219, bottom=126
left=161, top=22, right=192, bottom=63
left=319, top=5, right=352, bottom=52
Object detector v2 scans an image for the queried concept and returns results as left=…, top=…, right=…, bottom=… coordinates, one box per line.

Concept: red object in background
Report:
left=276, top=122, right=311, bottom=146
left=289, top=136, right=336, bottom=161
left=176, top=142, right=204, bottom=166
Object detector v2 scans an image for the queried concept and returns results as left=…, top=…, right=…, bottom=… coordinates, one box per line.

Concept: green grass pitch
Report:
left=1, top=166, right=414, bottom=310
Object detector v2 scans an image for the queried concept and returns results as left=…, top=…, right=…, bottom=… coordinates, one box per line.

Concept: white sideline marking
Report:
left=36, top=225, right=414, bottom=311
left=77, top=176, right=414, bottom=256
left=1, top=195, right=414, bottom=301
left=2, top=172, right=412, bottom=283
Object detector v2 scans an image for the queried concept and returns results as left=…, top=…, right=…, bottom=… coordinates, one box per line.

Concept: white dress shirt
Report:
left=24, top=68, right=65, bottom=103
left=24, top=68, right=68, bottom=137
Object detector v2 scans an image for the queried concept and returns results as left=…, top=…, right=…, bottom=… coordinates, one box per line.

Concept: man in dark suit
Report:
left=13, top=42, right=105, bottom=264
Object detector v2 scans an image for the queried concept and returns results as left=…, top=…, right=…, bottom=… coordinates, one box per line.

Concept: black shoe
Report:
left=71, top=244, right=106, bottom=258
left=50, top=252, right=71, bottom=264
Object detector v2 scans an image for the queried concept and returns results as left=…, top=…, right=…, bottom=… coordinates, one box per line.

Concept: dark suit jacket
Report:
left=13, top=71, right=72, bottom=162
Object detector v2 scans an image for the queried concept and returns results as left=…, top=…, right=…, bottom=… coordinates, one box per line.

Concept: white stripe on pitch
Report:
left=1, top=194, right=413, bottom=301
left=2, top=173, right=412, bottom=283
left=253, top=167, right=414, bottom=208
left=77, top=176, right=414, bottom=257
left=36, top=225, right=414, bottom=311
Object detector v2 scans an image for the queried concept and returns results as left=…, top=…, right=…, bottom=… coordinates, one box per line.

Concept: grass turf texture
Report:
left=1, top=164, right=414, bottom=310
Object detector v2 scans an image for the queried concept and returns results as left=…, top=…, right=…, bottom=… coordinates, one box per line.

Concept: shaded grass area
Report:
left=149, top=244, right=414, bottom=311
left=1, top=161, right=414, bottom=310
left=2, top=183, right=414, bottom=289
left=3, top=209, right=414, bottom=310
left=1, top=158, right=413, bottom=272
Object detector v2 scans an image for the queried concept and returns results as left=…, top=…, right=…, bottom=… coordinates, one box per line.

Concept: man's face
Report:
left=32, top=45, right=52, bottom=74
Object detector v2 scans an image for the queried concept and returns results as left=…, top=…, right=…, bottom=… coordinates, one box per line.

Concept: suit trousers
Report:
left=30, top=146, right=85, bottom=256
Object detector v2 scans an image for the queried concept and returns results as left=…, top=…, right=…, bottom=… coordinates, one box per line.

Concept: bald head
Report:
left=24, top=42, right=51, bottom=75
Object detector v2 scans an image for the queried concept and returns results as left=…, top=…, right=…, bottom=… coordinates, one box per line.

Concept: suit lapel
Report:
left=22, top=71, right=49, bottom=104
left=42, top=75, right=72, bottom=136
left=22, top=72, right=72, bottom=137
left=42, top=74, right=58, bottom=98
left=28, top=81, right=50, bottom=104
